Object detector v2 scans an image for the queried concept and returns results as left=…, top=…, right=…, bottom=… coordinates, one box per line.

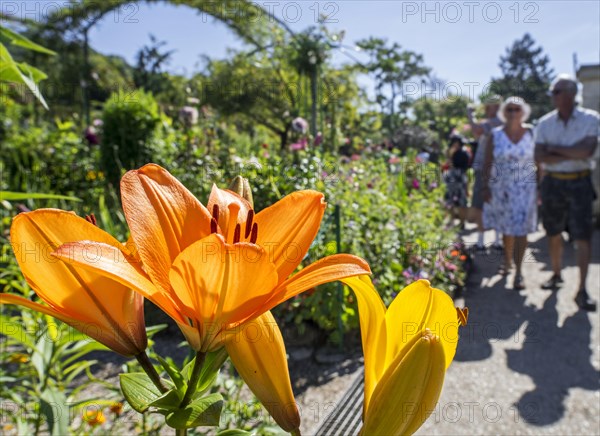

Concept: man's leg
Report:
left=548, top=234, right=563, bottom=277
left=575, top=239, right=591, bottom=291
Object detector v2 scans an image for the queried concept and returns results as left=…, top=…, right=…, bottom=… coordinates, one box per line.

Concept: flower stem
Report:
left=135, top=352, right=168, bottom=393
left=179, top=351, right=206, bottom=408
left=175, top=429, right=187, bottom=436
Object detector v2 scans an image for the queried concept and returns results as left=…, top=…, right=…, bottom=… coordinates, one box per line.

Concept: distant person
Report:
left=444, top=135, right=470, bottom=229
left=535, top=74, right=599, bottom=311
left=483, top=97, right=537, bottom=290
left=468, top=95, right=504, bottom=251
left=428, top=141, right=441, bottom=164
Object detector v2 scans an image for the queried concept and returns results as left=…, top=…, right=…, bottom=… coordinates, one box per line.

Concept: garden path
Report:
left=302, top=225, right=600, bottom=435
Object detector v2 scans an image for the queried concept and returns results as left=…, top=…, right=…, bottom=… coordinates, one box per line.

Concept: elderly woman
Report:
left=483, top=97, right=537, bottom=290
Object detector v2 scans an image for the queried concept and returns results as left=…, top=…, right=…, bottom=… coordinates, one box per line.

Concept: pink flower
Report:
left=290, top=137, right=308, bottom=151
left=412, top=179, right=420, bottom=189
left=388, top=156, right=401, bottom=164
left=351, top=154, right=360, bottom=161
left=314, top=132, right=323, bottom=146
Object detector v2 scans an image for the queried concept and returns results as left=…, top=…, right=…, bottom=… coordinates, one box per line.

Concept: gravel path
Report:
left=301, top=225, right=600, bottom=435
left=417, top=225, right=600, bottom=435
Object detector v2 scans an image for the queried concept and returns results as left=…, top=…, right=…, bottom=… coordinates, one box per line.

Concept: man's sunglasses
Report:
left=506, top=107, right=522, bottom=113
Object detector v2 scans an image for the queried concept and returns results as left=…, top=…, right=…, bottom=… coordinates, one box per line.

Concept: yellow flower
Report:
left=1, top=210, right=147, bottom=357
left=343, top=276, right=460, bottom=435
left=83, top=409, right=106, bottom=427
left=8, top=353, right=29, bottom=364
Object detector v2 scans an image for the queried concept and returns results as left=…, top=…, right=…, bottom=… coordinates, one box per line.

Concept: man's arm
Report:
left=546, top=136, right=598, bottom=159
left=534, top=143, right=570, bottom=164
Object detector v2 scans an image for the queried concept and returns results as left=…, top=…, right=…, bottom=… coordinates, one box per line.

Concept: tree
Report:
left=489, top=33, right=554, bottom=120
left=356, top=37, right=430, bottom=134
left=133, top=34, right=175, bottom=95
left=413, top=94, right=472, bottom=143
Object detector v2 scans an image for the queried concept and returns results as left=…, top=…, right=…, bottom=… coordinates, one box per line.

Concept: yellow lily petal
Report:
left=225, top=312, right=300, bottom=433
left=52, top=240, right=186, bottom=325
left=361, top=331, right=446, bottom=436
left=169, top=234, right=279, bottom=351
left=385, top=279, right=458, bottom=369
left=341, top=276, right=387, bottom=415
left=254, top=190, right=326, bottom=282
left=267, top=254, right=371, bottom=307
left=120, top=163, right=213, bottom=292
left=206, top=185, right=253, bottom=243
left=8, top=209, right=146, bottom=356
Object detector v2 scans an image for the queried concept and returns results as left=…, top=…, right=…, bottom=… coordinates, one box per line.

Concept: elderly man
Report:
left=468, top=95, right=504, bottom=251
left=535, top=74, right=599, bottom=311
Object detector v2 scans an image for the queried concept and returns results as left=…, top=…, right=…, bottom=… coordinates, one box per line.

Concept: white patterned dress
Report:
left=483, top=127, right=538, bottom=236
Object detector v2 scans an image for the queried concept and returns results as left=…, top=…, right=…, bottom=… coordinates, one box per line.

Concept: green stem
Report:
left=179, top=351, right=206, bottom=408
left=135, top=352, right=168, bottom=393
left=175, top=429, right=187, bottom=436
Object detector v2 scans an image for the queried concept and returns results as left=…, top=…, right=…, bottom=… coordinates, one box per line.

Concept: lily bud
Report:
left=225, top=312, right=300, bottom=433
left=228, top=176, right=254, bottom=207
left=361, top=331, right=446, bottom=436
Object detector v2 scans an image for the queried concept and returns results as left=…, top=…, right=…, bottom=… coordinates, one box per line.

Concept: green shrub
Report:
left=100, top=89, right=160, bottom=189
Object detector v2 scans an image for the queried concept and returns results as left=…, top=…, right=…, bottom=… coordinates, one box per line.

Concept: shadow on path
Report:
left=455, top=229, right=600, bottom=426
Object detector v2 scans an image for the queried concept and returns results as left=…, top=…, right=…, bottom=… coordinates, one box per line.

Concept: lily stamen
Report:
left=233, top=224, right=241, bottom=244
left=250, top=223, right=258, bottom=244
left=245, top=209, right=254, bottom=238
left=85, top=214, right=97, bottom=226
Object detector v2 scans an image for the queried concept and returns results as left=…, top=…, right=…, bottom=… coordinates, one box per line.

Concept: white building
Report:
left=576, top=64, right=600, bottom=217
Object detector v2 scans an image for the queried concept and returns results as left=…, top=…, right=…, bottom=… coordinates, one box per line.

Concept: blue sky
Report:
left=35, top=1, right=600, bottom=101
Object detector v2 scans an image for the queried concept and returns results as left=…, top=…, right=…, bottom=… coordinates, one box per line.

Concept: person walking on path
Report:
left=444, top=135, right=471, bottom=229
left=535, top=74, right=599, bottom=312
left=469, top=95, right=504, bottom=251
left=483, top=97, right=538, bottom=290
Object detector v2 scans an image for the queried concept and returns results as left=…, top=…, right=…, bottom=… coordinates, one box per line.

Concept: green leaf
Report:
left=0, top=191, right=81, bottom=201
left=216, top=430, right=253, bottom=436
left=165, top=393, right=223, bottom=429
left=0, top=25, right=56, bottom=55
left=31, top=334, right=54, bottom=387
left=0, top=43, right=48, bottom=109
left=119, top=372, right=162, bottom=413
left=16, top=62, right=48, bottom=82
left=147, top=389, right=182, bottom=412
left=182, top=348, right=228, bottom=396
left=40, top=388, right=69, bottom=436
left=156, top=355, right=186, bottom=393
left=0, top=315, right=35, bottom=348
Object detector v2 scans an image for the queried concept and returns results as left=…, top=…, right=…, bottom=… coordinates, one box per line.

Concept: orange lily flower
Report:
left=1, top=210, right=146, bottom=356
left=53, top=164, right=371, bottom=353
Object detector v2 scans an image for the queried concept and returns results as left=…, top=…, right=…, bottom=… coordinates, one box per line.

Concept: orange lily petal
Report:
left=266, top=254, right=371, bottom=307
left=9, top=210, right=146, bottom=355
left=168, top=234, right=279, bottom=351
left=341, top=276, right=387, bottom=415
left=120, top=164, right=213, bottom=292
left=0, top=294, right=136, bottom=355
left=254, top=190, right=326, bottom=282
left=52, top=241, right=186, bottom=325
left=385, top=279, right=458, bottom=369
left=206, top=185, right=253, bottom=243
left=225, top=312, right=300, bottom=433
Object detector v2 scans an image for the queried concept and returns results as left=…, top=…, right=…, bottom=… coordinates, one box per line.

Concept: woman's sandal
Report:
left=513, top=275, right=525, bottom=290
left=497, top=262, right=510, bottom=276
